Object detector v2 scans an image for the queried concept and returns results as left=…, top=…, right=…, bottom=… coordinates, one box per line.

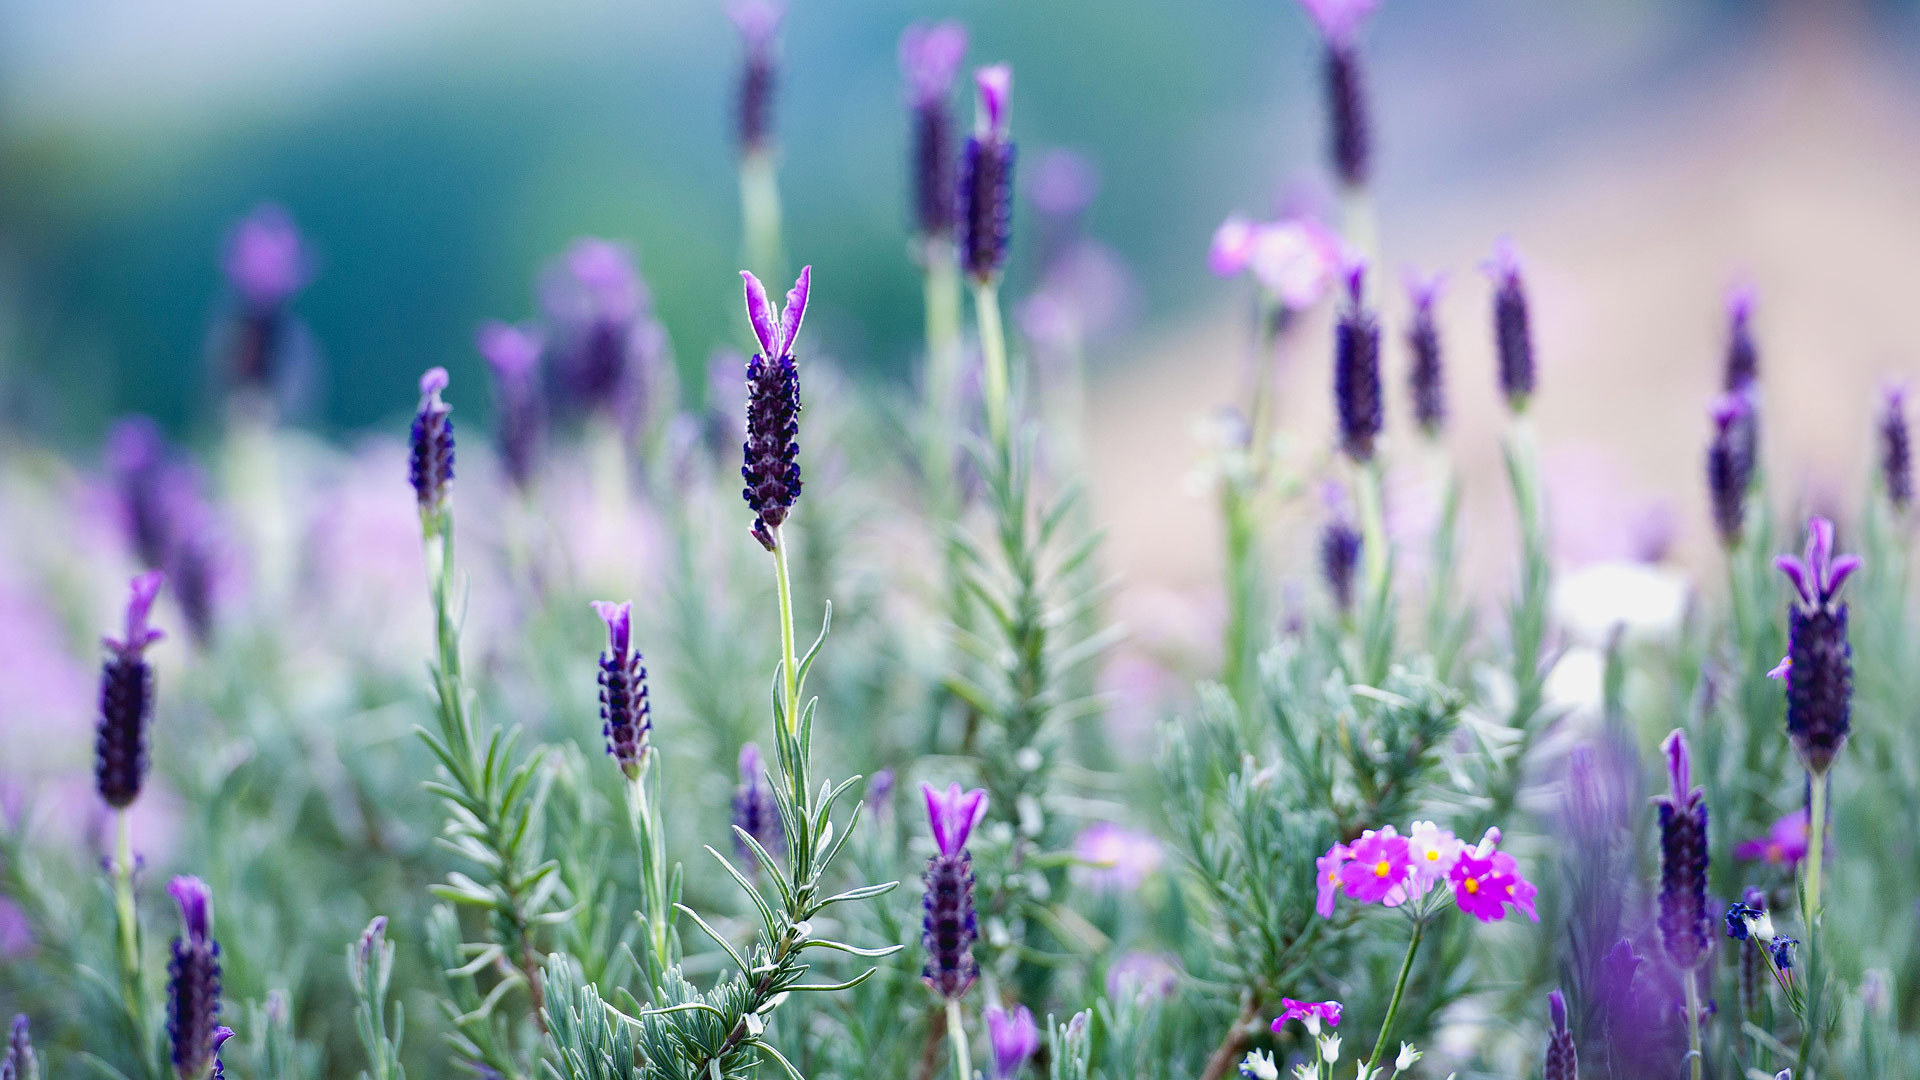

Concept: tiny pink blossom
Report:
left=1735, top=808, right=1810, bottom=867
left=1315, top=842, right=1351, bottom=917
left=1208, top=216, right=1257, bottom=277
left=1246, top=220, right=1342, bottom=309
left=1338, top=826, right=1410, bottom=905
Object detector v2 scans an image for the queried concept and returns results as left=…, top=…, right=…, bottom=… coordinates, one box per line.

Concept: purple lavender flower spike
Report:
left=409, top=368, right=455, bottom=520
left=592, top=600, right=650, bottom=781
left=539, top=238, right=661, bottom=426
left=1706, top=391, right=1755, bottom=547
left=221, top=205, right=310, bottom=393
left=108, top=416, right=174, bottom=569
left=901, top=22, right=968, bottom=243
left=477, top=321, right=546, bottom=493
left=1296, top=1, right=1377, bottom=187
left=166, top=876, right=222, bottom=1080
left=1318, top=483, right=1362, bottom=615
left=985, top=1003, right=1040, bottom=1080
left=97, top=571, right=166, bottom=810
left=1332, top=259, right=1382, bottom=462
left=729, top=0, right=783, bottom=155
left=732, top=743, right=783, bottom=863
left=1484, top=239, right=1535, bottom=410
left=1654, top=729, right=1710, bottom=971
left=1723, top=285, right=1758, bottom=392
left=740, top=268, right=810, bottom=549
left=921, top=782, right=987, bottom=1000
left=1881, top=383, right=1911, bottom=512
left=6, top=1014, right=34, bottom=1080
left=1404, top=270, right=1446, bottom=437
left=958, top=65, right=1017, bottom=283
left=1775, top=517, right=1858, bottom=773
left=1544, top=990, right=1577, bottom=1080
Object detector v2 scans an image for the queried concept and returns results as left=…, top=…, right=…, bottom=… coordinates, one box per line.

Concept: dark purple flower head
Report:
left=108, top=416, right=174, bottom=568
left=539, top=239, right=661, bottom=425
left=986, top=1004, right=1040, bottom=1080
left=97, top=571, right=166, bottom=810
left=728, top=0, right=783, bottom=154
left=166, top=876, right=222, bottom=1080
left=1723, top=285, right=1758, bottom=392
left=1297, top=0, right=1376, bottom=186
left=476, top=321, right=547, bottom=492
left=1707, top=391, right=1756, bottom=547
left=921, top=782, right=987, bottom=1001
left=1333, top=258, right=1382, bottom=462
left=1880, top=383, right=1911, bottom=512
left=592, top=600, right=650, bottom=781
left=1404, top=269, right=1446, bottom=436
left=409, top=368, right=455, bottom=519
left=958, top=66, right=1017, bottom=282
left=1653, top=730, right=1711, bottom=971
left=901, top=22, right=969, bottom=240
left=922, top=782, right=988, bottom=858
left=1544, top=990, right=1577, bottom=1080
left=1775, top=517, right=1857, bottom=773
left=223, top=205, right=309, bottom=311
left=1483, top=239, right=1535, bottom=410
left=1319, top=483, right=1362, bottom=614
left=732, top=742, right=782, bottom=862
left=740, top=268, right=810, bottom=549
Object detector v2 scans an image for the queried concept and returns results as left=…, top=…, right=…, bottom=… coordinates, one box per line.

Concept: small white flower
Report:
left=1237, top=1049, right=1278, bottom=1080
left=1303, top=1015, right=1322, bottom=1038
left=1292, top=1065, right=1316, bottom=1080
left=1750, top=909, right=1777, bottom=943
left=1319, top=1033, right=1341, bottom=1064
left=1394, top=1042, right=1421, bottom=1072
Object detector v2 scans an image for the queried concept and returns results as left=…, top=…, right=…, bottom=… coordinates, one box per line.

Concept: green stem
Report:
left=773, top=527, right=799, bottom=736
left=945, top=998, right=972, bottom=1080
left=740, top=150, right=784, bottom=283
left=1354, top=458, right=1389, bottom=601
left=1683, top=965, right=1704, bottom=1080
left=625, top=774, right=669, bottom=972
left=111, top=808, right=149, bottom=1070
left=1798, top=771, right=1828, bottom=1075
left=973, top=280, right=1011, bottom=455
left=923, top=255, right=965, bottom=502
left=1365, top=921, right=1425, bottom=1075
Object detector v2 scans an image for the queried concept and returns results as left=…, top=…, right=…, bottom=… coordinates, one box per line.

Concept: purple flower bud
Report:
left=1723, top=285, right=1758, bottom=392
left=477, top=321, right=546, bottom=493
left=1332, top=260, right=1382, bottom=462
left=868, top=769, right=895, bottom=816
left=732, top=743, right=782, bottom=863
left=97, top=572, right=166, bottom=810
left=921, top=782, right=987, bottom=1000
left=901, top=22, right=968, bottom=241
left=728, top=0, right=783, bottom=154
left=409, top=368, right=455, bottom=519
left=209, top=1028, right=233, bottom=1080
left=1654, top=730, right=1710, bottom=971
left=1706, top=391, right=1755, bottom=547
left=1881, top=384, right=1911, bottom=512
left=740, top=268, right=810, bottom=549
left=1404, top=271, right=1446, bottom=436
left=958, top=66, right=1017, bottom=283
left=356, top=915, right=388, bottom=969
left=1775, top=518, right=1858, bottom=774
left=166, top=876, right=222, bottom=1080
left=1544, top=990, right=1577, bottom=1080
left=6, top=1014, right=34, bottom=1080
left=985, top=1004, right=1040, bottom=1080
left=1319, top=483, right=1362, bottom=615
left=592, top=601, right=650, bottom=781
left=1484, top=239, right=1535, bottom=410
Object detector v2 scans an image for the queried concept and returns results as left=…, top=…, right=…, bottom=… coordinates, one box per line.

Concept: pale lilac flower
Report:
left=1207, top=216, right=1257, bottom=277
left=1247, top=220, right=1341, bottom=308
left=1027, top=148, right=1100, bottom=222
left=1395, top=820, right=1463, bottom=902
left=985, top=1004, right=1040, bottom=1079
left=1072, top=823, right=1164, bottom=891
left=223, top=205, right=309, bottom=310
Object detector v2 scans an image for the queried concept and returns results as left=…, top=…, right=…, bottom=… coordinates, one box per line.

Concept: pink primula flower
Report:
left=1315, top=842, right=1352, bottom=917
left=1273, top=997, right=1343, bottom=1035
left=1339, top=826, right=1410, bottom=904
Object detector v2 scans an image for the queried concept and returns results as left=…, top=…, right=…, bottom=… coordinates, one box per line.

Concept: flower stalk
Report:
left=1364, top=921, right=1424, bottom=1076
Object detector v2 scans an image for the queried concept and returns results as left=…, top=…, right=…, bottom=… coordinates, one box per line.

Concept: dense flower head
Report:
left=1881, top=383, right=1912, bottom=512
left=740, top=268, right=810, bottom=548
left=901, top=22, right=968, bottom=239
left=1723, top=284, right=1758, bottom=392
left=920, top=783, right=987, bottom=1000
left=1272, top=998, right=1343, bottom=1035
left=97, top=571, right=166, bottom=809
left=1544, top=990, right=1577, bottom=1080
left=592, top=601, right=650, bottom=780
left=476, top=320, right=546, bottom=492
left=728, top=0, right=783, bottom=153
left=958, top=65, right=1016, bottom=281
left=731, top=743, right=782, bottom=862
left=1484, top=239, right=1536, bottom=409
left=1333, top=260, right=1383, bottom=462
left=1319, top=820, right=1534, bottom=921
left=223, top=204, right=309, bottom=310
left=1734, top=807, right=1809, bottom=868
left=1775, top=517, right=1858, bottom=773
left=1654, top=730, right=1711, bottom=969
left=985, top=1004, right=1040, bottom=1079
left=1706, top=391, right=1756, bottom=547
left=1405, top=270, right=1446, bottom=436
left=408, top=368, right=455, bottom=519
left=166, top=876, right=222, bottom=1080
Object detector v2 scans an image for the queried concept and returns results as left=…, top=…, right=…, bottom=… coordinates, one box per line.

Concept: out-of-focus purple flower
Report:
left=1296, top=0, right=1378, bottom=46
left=224, top=205, right=309, bottom=310
left=1315, top=842, right=1351, bottom=917
left=1734, top=808, right=1809, bottom=868
left=704, top=347, right=750, bottom=457
left=1208, top=216, right=1256, bottom=278
left=901, top=21, right=968, bottom=241
left=1017, top=240, right=1134, bottom=359
left=1881, top=383, right=1911, bottom=512
left=477, top=321, right=546, bottom=493
left=985, top=1003, right=1040, bottom=1080
left=101, top=421, right=231, bottom=645
left=1071, top=822, right=1164, bottom=891
left=958, top=65, right=1016, bottom=283
left=1333, top=260, right=1382, bottom=462
left=1272, top=998, right=1343, bottom=1034
left=740, top=268, right=810, bottom=549
left=1027, top=148, right=1100, bottom=224
left=1318, top=482, right=1362, bottom=615
left=1294, top=1, right=1376, bottom=186
left=921, top=782, right=987, bottom=1000
left=1775, top=517, right=1858, bottom=774
left=97, top=572, right=165, bottom=810
left=408, top=368, right=455, bottom=522
left=1484, top=239, right=1535, bottom=410
left=867, top=769, right=895, bottom=817
left=1544, top=990, right=1577, bottom=1080
left=107, top=417, right=174, bottom=569
left=1404, top=270, right=1446, bottom=436
left=732, top=743, right=782, bottom=863
left=166, top=876, right=222, bottom=1080
left=540, top=239, right=664, bottom=426
left=0, top=899, right=33, bottom=960
left=592, top=600, right=650, bottom=781
left=1654, top=730, right=1711, bottom=970
left=1211, top=217, right=1342, bottom=309
left=1723, top=285, right=1758, bottom=392
left=1707, top=391, right=1756, bottom=547
left=1105, top=951, right=1180, bottom=1004
left=728, top=0, right=783, bottom=154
